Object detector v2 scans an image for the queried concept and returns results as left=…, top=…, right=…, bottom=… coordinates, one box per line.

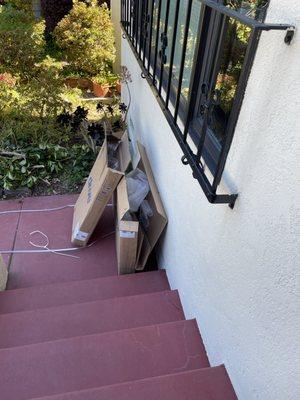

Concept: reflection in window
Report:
left=224, top=0, right=269, bottom=22
left=163, top=0, right=201, bottom=100
left=209, top=18, right=251, bottom=144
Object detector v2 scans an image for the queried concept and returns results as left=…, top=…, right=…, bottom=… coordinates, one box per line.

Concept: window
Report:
left=121, top=0, right=293, bottom=207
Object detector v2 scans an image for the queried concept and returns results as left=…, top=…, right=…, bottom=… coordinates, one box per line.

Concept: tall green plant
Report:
left=0, top=5, right=45, bottom=77
left=54, top=0, right=115, bottom=77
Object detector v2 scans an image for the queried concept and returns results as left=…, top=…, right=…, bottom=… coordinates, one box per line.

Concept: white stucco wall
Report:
left=121, top=0, right=300, bottom=399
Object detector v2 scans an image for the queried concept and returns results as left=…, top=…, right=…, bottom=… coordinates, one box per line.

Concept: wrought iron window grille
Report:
left=121, top=0, right=295, bottom=209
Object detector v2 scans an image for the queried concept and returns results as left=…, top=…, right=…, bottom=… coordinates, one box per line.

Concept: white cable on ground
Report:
left=0, top=202, right=115, bottom=258
left=0, top=204, right=75, bottom=216
left=29, top=230, right=80, bottom=259
left=0, top=231, right=115, bottom=257
left=0, top=203, right=113, bottom=216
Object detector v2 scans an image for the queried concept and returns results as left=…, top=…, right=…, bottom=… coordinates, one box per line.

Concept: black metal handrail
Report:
left=121, top=0, right=294, bottom=208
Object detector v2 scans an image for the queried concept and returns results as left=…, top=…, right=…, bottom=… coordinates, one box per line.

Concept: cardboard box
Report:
left=72, top=133, right=131, bottom=246
left=135, top=142, right=167, bottom=269
left=115, top=177, right=139, bottom=275
left=0, top=254, right=8, bottom=291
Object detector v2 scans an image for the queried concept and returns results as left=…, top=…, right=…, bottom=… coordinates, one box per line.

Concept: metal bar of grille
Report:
left=138, top=0, right=144, bottom=58
left=174, top=0, right=193, bottom=122
left=153, top=0, right=163, bottom=85
left=165, top=0, right=181, bottom=109
left=158, top=0, right=171, bottom=95
left=182, top=4, right=208, bottom=142
left=142, top=0, right=149, bottom=67
left=196, top=13, right=227, bottom=164
left=129, top=0, right=133, bottom=38
left=147, top=0, right=155, bottom=73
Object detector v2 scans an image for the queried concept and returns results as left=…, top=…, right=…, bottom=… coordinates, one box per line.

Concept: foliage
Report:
left=0, top=116, right=72, bottom=147
left=41, top=0, right=73, bottom=34
left=21, top=57, right=67, bottom=119
left=0, top=5, right=45, bottom=77
left=4, top=0, right=33, bottom=13
left=0, top=73, right=20, bottom=113
left=54, top=0, right=115, bottom=77
left=0, top=143, right=95, bottom=191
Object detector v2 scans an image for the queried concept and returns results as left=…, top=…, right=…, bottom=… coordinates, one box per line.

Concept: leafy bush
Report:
left=41, top=0, right=73, bottom=34
left=54, top=0, right=115, bottom=77
left=0, top=5, right=45, bottom=77
left=22, top=57, right=67, bottom=119
left=0, top=143, right=95, bottom=192
left=0, top=73, right=20, bottom=113
left=4, top=0, right=33, bottom=13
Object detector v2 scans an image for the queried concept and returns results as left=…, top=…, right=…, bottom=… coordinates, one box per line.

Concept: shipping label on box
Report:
left=72, top=133, right=131, bottom=247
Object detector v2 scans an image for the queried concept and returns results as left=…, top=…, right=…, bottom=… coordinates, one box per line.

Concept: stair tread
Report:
left=0, top=290, right=184, bottom=348
left=0, top=319, right=209, bottom=400
left=30, top=366, right=237, bottom=400
left=0, top=270, right=170, bottom=314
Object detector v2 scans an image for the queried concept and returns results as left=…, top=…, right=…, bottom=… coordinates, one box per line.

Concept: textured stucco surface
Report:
left=122, top=0, right=300, bottom=399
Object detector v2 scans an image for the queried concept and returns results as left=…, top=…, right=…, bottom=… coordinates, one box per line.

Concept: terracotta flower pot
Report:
left=65, top=77, right=93, bottom=91
left=115, top=81, right=122, bottom=94
left=93, top=82, right=110, bottom=98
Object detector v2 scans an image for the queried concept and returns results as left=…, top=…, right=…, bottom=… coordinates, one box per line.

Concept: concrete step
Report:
left=31, top=366, right=237, bottom=400
left=0, top=319, right=209, bottom=400
left=0, top=270, right=170, bottom=314
left=0, top=290, right=184, bottom=348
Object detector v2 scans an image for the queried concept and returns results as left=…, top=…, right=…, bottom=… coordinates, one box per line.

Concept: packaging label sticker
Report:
left=120, top=230, right=136, bottom=239
left=74, top=224, right=89, bottom=241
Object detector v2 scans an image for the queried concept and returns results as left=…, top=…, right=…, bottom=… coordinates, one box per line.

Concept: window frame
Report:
left=121, top=0, right=293, bottom=208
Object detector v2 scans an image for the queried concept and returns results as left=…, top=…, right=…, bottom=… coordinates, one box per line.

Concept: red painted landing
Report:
left=0, top=195, right=237, bottom=400
left=2, top=195, right=117, bottom=289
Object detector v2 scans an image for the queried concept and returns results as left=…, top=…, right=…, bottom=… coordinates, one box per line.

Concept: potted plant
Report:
left=92, top=76, right=110, bottom=97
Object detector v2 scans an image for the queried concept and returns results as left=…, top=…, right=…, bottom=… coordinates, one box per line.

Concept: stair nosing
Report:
left=0, top=270, right=168, bottom=296
left=0, top=318, right=198, bottom=353
left=0, top=289, right=181, bottom=318
left=29, top=366, right=227, bottom=400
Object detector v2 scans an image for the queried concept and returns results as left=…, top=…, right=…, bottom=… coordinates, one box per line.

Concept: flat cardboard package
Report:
left=115, top=142, right=167, bottom=273
left=0, top=254, right=8, bottom=291
left=72, top=133, right=131, bottom=246
left=115, top=177, right=139, bottom=275
left=135, top=142, right=168, bottom=270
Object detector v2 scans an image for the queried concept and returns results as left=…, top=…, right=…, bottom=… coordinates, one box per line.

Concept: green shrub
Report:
left=0, top=143, right=95, bottom=191
left=4, top=0, right=33, bottom=13
left=22, top=56, right=67, bottom=119
left=54, top=0, right=115, bottom=77
left=0, top=5, right=45, bottom=77
left=0, top=73, right=20, bottom=113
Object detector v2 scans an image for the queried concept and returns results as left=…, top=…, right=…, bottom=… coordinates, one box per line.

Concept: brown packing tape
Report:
left=116, top=178, right=139, bottom=275
left=0, top=254, right=8, bottom=291
left=72, top=133, right=131, bottom=247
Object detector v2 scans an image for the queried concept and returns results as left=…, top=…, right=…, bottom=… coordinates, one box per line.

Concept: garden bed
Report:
left=0, top=0, right=125, bottom=200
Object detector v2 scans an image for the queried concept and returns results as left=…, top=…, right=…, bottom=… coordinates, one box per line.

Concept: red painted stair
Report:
left=31, top=366, right=236, bottom=400
left=0, top=196, right=237, bottom=399
left=0, top=319, right=209, bottom=400
left=0, top=290, right=184, bottom=348
left=0, top=270, right=170, bottom=314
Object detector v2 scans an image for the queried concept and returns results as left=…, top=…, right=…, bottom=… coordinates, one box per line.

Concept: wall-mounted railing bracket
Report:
left=284, top=26, right=296, bottom=45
